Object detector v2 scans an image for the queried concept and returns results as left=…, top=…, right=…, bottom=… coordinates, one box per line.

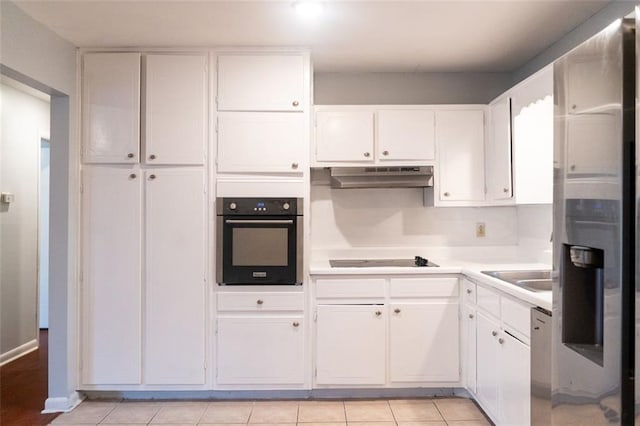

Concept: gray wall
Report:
left=0, top=83, right=50, bottom=359
left=513, top=1, right=637, bottom=84
left=314, top=72, right=512, bottom=105
left=0, top=0, right=78, bottom=408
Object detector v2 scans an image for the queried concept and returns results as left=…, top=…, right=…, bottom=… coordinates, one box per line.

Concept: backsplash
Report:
left=310, top=183, right=519, bottom=249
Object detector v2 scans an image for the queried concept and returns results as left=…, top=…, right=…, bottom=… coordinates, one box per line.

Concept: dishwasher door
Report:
left=531, top=307, right=552, bottom=425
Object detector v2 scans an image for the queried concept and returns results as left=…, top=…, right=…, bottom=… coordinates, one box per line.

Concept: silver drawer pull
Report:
left=256, top=299, right=264, bottom=305
left=292, top=321, right=300, bottom=327
left=225, top=219, right=294, bottom=224
left=375, top=311, right=382, bottom=316
left=394, top=308, right=401, bottom=314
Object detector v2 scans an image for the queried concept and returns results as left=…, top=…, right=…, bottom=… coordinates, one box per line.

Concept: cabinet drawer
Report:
left=462, top=279, right=477, bottom=304
left=389, top=277, right=458, bottom=298
left=501, top=296, right=531, bottom=341
left=477, top=285, right=500, bottom=318
left=217, top=292, right=304, bottom=312
left=315, top=278, right=385, bottom=299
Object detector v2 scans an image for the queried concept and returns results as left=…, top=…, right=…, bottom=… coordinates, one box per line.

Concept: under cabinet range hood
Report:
left=329, top=166, right=434, bottom=189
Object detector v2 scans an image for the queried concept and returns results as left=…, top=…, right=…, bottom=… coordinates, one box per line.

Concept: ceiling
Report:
left=15, top=0, right=612, bottom=73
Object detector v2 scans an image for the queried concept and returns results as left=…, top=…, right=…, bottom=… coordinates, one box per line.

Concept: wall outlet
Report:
left=476, top=222, right=486, bottom=238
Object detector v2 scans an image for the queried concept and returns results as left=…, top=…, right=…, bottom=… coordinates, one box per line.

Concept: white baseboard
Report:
left=0, top=339, right=38, bottom=366
left=42, top=391, right=83, bottom=413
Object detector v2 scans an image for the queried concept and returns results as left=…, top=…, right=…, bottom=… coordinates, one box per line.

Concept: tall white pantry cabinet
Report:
left=80, top=52, right=207, bottom=386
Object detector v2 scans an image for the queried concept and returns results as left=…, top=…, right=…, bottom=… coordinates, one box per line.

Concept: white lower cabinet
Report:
left=462, top=303, right=477, bottom=393
left=389, top=302, right=459, bottom=383
left=216, top=316, right=305, bottom=385
left=315, top=305, right=386, bottom=385
left=313, top=276, right=460, bottom=387
left=472, top=282, right=532, bottom=426
left=81, top=166, right=206, bottom=387
left=216, top=291, right=306, bottom=387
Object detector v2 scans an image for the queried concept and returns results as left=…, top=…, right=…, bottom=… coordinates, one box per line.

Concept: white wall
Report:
left=314, top=72, right=512, bottom=105
left=0, top=82, right=50, bottom=359
left=1, top=0, right=78, bottom=410
left=516, top=204, right=553, bottom=264
left=310, top=183, right=518, bottom=250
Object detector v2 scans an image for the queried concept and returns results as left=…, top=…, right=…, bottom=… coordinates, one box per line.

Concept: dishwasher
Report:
left=531, top=307, right=552, bottom=425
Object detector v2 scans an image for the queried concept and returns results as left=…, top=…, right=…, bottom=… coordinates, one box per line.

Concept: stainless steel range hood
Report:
left=330, top=166, right=434, bottom=189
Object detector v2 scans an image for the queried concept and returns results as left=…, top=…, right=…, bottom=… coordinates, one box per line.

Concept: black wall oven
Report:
left=216, top=198, right=303, bottom=285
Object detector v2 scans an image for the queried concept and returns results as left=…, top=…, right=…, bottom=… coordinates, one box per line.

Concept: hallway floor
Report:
left=0, top=330, right=60, bottom=425
left=50, top=398, right=490, bottom=425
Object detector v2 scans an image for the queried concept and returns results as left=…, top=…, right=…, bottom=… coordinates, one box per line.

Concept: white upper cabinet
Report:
left=436, top=109, right=486, bottom=203
left=377, top=109, right=435, bottom=161
left=486, top=95, right=513, bottom=201
left=143, top=54, right=207, bottom=165
left=217, top=54, right=305, bottom=111
left=511, top=64, right=553, bottom=204
left=83, top=52, right=209, bottom=165
left=217, top=112, right=305, bottom=172
left=82, top=53, right=140, bottom=163
left=315, top=111, right=375, bottom=162
left=314, top=106, right=436, bottom=165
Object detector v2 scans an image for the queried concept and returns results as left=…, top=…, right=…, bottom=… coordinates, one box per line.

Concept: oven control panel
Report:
left=217, top=198, right=301, bottom=215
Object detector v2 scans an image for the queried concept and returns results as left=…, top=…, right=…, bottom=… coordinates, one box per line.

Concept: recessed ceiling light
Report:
left=293, top=1, right=324, bottom=18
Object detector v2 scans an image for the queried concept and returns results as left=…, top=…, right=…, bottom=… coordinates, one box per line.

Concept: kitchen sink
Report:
left=481, top=270, right=553, bottom=292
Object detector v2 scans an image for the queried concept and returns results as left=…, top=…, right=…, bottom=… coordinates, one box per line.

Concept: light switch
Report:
left=1, top=192, right=15, bottom=204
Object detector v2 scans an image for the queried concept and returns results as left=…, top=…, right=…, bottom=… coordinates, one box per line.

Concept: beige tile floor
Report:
left=49, top=398, right=492, bottom=426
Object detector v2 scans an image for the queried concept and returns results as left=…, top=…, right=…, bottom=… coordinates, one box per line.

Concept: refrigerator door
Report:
left=553, top=19, right=635, bottom=425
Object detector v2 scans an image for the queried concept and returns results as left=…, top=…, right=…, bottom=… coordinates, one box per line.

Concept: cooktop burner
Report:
left=329, top=256, right=439, bottom=268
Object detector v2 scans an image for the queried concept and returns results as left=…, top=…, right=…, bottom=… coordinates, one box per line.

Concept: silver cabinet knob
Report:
left=292, top=321, right=300, bottom=327
left=375, top=311, right=382, bottom=316
left=149, top=154, right=156, bottom=160
left=570, top=165, right=576, bottom=171
left=503, top=188, right=509, bottom=193
left=257, top=299, right=264, bottom=305
left=468, top=313, right=474, bottom=319
left=498, top=338, right=505, bottom=344
left=292, top=100, right=299, bottom=107
left=444, top=192, right=450, bottom=197
left=382, top=150, right=389, bottom=156
left=364, top=152, right=370, bottom=157
left=394, top=308, right=401, bottom=314
left=291, top=162, right=299, bottom=169
left=492, top=331, right=498, bottom=337
left=127, top=153, right=134, bottom=159
left=129, top=173, right=136, bottom=179
left=466, top=289, right=472, bottom=294
left=149, top=174, right=156, bottom=180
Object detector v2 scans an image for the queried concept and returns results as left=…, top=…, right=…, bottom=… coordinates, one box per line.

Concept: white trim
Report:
left=42, top=391, right=83, bottom=413
left=0, top=339, right=38, bottom=366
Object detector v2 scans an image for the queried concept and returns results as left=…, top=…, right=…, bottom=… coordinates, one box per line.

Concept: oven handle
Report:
left=224, top=219, right=294, bottom=225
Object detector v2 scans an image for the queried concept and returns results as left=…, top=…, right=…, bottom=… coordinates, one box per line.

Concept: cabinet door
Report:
left=462, top=304, right=477, bottom=394
left=81, top=166, right=142, bottom=384
left=487, top=96, right=513, bottom=201
left=217, top=316, right=305, bottom=385
left=436, top=110, right=486, bottom=202
left=143, top=54, right=207, bottom=165
left=389, top=302, right=459, bottom=383
left=82, top=53, right=140, bottom=163
left=315, top=111, right=374, bottom=162
left=476, top=312, right=501, bottom=420
left=217, top=112, right=305, bottom=172
left=499, top=332, right=530, bottom=426
left=378, top=110, right=435, bottom=161
left=217, top=54, right=305, bottom=111
left=316, top=305, right=385, bottom=385
left=144, top=169, right=206, bottom=385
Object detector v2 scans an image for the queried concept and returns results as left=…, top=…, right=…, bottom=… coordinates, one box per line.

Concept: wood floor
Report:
left=1, top=330, right=60, bottom=425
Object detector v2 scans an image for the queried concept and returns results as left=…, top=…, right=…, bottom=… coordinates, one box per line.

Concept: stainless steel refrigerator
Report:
left=552, top=17, right=635, bottom=425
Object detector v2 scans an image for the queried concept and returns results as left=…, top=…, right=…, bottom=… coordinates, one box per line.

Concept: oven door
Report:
left=217, top=216, right=302, bottom=285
